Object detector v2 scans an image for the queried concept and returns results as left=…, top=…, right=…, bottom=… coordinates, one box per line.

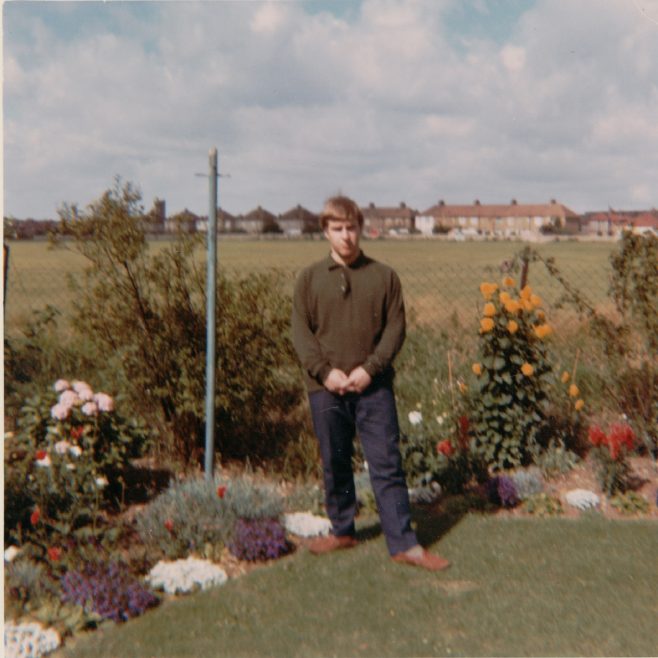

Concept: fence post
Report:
left=3, top=243, right=8, bottom=319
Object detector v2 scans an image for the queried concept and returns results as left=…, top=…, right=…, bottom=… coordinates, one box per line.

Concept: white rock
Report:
left=408, top=482, right=442, bottom=504
left=565, top=489, right=600, bottom=510
left=4, top=621, right=61, bottom=658
left=284, top=512, right=332, bottom=537
left=146, top=557, right=228, bottom=594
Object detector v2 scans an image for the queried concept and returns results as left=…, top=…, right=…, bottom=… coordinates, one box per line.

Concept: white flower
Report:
left=36, top=455, right=52, bottom=468
left=54, top=379, right=70, bottom=393
left=54, top=440, right=71, bottom=455
left=66, top=463, right=76, bottom=471
left=59, top=390, right=81, bottom=407
left=408, top=411, right=423, bottom=426
left=284, top=512, right=332, bottom=538
left=51, top=403, right=71, bottom=421
left=4, top=621, right=61, bottom=657
left=436, top=415, right=445, bottom=425
left=94, top=392, right=115, bottom=412
left=95, top=476, right=109, bottom=489
left=82, top=401, right=99, bottom=417
left=69, top=445, right=82, bottom=458
left=565, top=489, right=600, bottom=510
left=78, top=387, right=94, bottom=402
left=146, top=557, right=228, bottom=594
left=4, top=546, right=20, bottom=562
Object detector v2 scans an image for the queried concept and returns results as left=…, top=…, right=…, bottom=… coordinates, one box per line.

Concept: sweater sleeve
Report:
left=362, top=269, right=406, bottom=378
left=291, top=269, right=332, bottom=385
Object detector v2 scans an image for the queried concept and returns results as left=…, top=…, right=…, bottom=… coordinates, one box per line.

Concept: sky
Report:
left=3, top=0, right=658, bottom=220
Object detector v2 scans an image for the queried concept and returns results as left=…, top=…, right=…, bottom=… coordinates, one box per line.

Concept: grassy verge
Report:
left=57, top=513, right=658, bottom=657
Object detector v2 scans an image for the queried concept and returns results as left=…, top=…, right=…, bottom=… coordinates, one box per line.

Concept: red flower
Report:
left=164, top=519, right=174, bottom=532
left=588, top=426, right=607, bottom=447
left=436, top=440, right=454, bottom=457
left=217, top=485, right=227, bottom=499
left=71, top=426, right=84, bottom=441
left=609, top=423, right=635, bottom=452
left=47, top=546, right=61, bottom=562
left=35, top=449, right=48, bottom=461
left=457, top=415, right=470, bottom=449
left=30, top=507, right=41, bottom=526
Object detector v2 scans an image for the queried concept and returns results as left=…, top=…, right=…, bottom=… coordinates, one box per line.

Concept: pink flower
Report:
left=72, top=380, right=92, bottom=394
left=54, top=440, right=71, bottom=455
left=51, top=403, right=71, bottom=421
left=93, top=392, right=115, bottom=412
left=59, top=390, right=81, bottom=407
left=81, top=401, right=99, bottom=417
left=77, top=387, right=94, bottom=402
left=54, top=379, right=70, bottom=393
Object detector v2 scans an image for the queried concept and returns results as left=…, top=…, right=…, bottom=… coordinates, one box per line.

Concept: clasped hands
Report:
left=323, top=366, right=372, bottom=395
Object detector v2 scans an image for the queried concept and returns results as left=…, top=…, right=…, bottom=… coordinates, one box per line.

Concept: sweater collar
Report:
left=326, top=250, right=368, bottom=270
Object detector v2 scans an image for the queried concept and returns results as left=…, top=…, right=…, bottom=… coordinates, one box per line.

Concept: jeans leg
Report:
left=355, top=385, right=417, bottom=555
left=308, top=390, right=357, bottom=537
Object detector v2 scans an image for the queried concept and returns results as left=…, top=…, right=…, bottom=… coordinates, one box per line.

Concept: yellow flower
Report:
left=575, top=399, right=585, bottom=411
left=472, top=363, right=483, bottom=376
left=520, top=285, right=533, bottom=300
left=561, top=371, right=570, bottom=383
left=507, top=319, right=519, bottom=334
left=499, top=291, right=511, bottom=304
left=479, top=281, right=498, bottom=300
left=530, top=294, right=542, bottom=307
left=502, top=276, right=515, bottom=287
left=480, top=317, right=495, bottom=333
left=483, top=302, right=496, bottom=317
left=504, top=299, right=521, bottom=315
left=533, top=323, right=553, bottom=339
left=521, top=363, right=534, bottom=376
left=569, top=384, right=579, bottom=397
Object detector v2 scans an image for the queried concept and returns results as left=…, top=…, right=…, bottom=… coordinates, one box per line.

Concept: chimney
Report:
left=511, top=199, right=517, bottom=205
left=550, top=198, right=557, bottom=205
left=474, top=199, right=481, bottom=206
left=439, top=199, right=445, bottom=206
left=400, top=202, right=406, bottom=208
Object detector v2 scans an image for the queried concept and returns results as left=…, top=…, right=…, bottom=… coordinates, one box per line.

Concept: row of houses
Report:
left=150, top=198, right=658, bottom=239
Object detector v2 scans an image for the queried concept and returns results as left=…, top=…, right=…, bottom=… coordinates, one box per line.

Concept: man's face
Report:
left=324, top=216, right=361, bottom=264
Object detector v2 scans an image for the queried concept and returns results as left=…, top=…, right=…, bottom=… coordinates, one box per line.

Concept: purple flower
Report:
left=229, top=518, right=292, bottom=562
left=487, top=475, right=519, bottom=508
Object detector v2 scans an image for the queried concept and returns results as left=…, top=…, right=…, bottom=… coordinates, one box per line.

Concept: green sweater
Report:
left=291, top=251, right=406, bottom=392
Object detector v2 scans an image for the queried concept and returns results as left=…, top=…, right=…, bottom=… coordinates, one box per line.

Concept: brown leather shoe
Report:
left=308, top=534, right=358, bottom=555
left=392, top=548, right=450, bottom=571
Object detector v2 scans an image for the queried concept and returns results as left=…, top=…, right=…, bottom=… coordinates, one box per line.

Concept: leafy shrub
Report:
left=55, top=180, right=304, bottom=466
left=530, top=438, right=580, bottom=479
left=523, top=493, right=563, bottom=516
left=470, top=276, right=553, bottom=470
left=588, top=423, right=636, bottom=496
left=228, top=518, right=292, bottom=562
left=5, top=559, right=58, bottom=612
left=486, top=475, right=520, bottom=508
left=283, top=481, right=325, bottom=516
left=224, top=475, right=285, bottom=521
left=60, top=561, right=158, bottom=623
left=510, top=468, right=544, bottom=500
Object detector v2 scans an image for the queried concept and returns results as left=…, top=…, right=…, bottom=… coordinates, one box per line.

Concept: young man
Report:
left=291, top=195, right=450, bottom=571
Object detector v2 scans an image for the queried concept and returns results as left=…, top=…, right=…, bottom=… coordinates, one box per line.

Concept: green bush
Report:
left=54, top=180, right=304, bottom=467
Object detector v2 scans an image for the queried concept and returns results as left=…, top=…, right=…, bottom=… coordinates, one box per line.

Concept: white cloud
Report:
left=3, top=0, right=658, bottom=219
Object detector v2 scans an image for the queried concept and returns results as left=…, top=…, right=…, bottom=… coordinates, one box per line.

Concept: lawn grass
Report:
left=57, top=513, right=658, bottom=658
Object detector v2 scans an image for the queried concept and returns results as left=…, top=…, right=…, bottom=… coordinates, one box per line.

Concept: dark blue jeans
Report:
left=308, top=384, right=418, bottom=556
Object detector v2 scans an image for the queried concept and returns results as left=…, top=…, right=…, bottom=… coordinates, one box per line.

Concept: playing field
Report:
left=4, top=237, right=615, bottom=337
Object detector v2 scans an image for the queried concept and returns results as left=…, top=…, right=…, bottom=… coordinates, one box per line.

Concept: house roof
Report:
left=421, top=200, right=579, bottom=220
left=361, top=202, right=417, bottom=219
left=581, top=209, right=658, bottom=226
left=278, top=205, right=318, bottom=222
left=242, top=206, right=277, bottom=223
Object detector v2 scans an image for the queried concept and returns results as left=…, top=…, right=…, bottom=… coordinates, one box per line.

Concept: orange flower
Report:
left=569, top=384, right=579, bottom=397
left=472, top=363, right=483, bottom=376
left=457, top=381, right=468, bottom=394
left=520, top=285, right=533, bottom=300
left=499, top=291, right=511, bottom=304
left=574, top=399, right=585, bottom=411
left=533, top=323, right=553, bottom=339
left=535, top=309, right=546, bottom=320
left=479, top=281, right=498, bottom=300
left=47, top=547, right=62, bottom=562
left=561, top=371, right=570, bottom=383
left=480, top=317, right=495, bottom=333
left=502, top=276, right=515, bottom=287
left=483, top=302, right=496, bottom=317
left=521, top=298, right=534, bottom=312
left=507, top=320, right=519, bottom=334
left=30, top=507, right=41, bottom=526
left=530, top=294, right=542, bottom=307
left=521, top=363, right=534, bottom=376
left=504, top=299, right=521, bottom=315
left=436, top=440, right=454, bottom=457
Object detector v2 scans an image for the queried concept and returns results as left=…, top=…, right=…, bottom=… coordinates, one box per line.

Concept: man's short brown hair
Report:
left=320, top=195, right=364, bottom=230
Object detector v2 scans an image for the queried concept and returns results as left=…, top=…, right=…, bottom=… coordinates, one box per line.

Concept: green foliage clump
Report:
left=54, top=179, right=304, bottom=466
left=510, top=468, right=544, bottom=500
left=530, top=438, right=580, bottom=479
left=135, top=474, right=284, bottom=560
left=522, top=493, right=564, bottom=516
left=470, top=275, right=553, bottom=469
left=610, top=491, right=650, bottom=516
